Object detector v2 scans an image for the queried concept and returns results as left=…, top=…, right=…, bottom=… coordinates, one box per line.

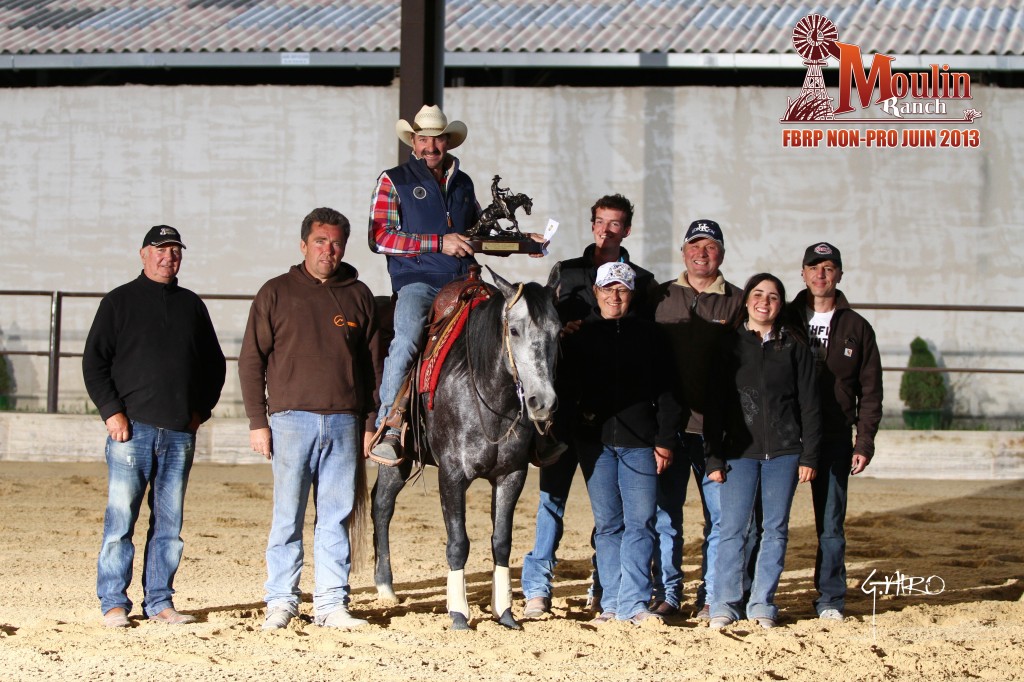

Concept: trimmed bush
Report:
left=899, top=337, right=947, bottom=410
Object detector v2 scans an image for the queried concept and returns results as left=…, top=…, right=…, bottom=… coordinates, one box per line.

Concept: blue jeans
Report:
left=265, top=411, right=359, bottom=617
left=521, top=443, right=601, bottom=602
left=521, top=444, right=578, bottom=600
left=97, top=421, right=195, bottom=616
left=712, top=454, right=799, bottom=622
left=375, top=282, right=438, bottom=428
left=812, top=438, right=853, bottom=614
left=653, top=433, right=703, bottom=608
left=653, top=433, right=742, bottom=609
left=579, top=442, right=658, bottom=620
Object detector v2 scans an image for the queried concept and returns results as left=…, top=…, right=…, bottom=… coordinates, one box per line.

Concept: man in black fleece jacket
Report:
left=84, top=225, right=225, bottom=628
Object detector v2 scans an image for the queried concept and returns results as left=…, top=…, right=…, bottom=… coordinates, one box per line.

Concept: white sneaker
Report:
left=317, top=608, right=368, bottom=629
left=262, top=607, right=294, bottom=630
left=819, top=608, right=844, bottom=621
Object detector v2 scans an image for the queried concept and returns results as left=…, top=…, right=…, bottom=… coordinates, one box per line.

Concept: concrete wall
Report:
left=1, top=84, right=1021, bottom=419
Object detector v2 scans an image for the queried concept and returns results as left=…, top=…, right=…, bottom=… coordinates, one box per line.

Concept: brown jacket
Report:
left=238, top=262, right=383, bottom=431
left=653, top=273, right=743, bottom=434
left=787, top=289, right=883, bottom=459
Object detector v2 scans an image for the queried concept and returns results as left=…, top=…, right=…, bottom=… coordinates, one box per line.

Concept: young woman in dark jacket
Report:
left=560, top=262, right=682, bottom=624
left=704, top=273, right=821, bottom=629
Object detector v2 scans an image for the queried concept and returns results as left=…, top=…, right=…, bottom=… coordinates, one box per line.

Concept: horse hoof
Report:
left=449, top=612, right=472, bottom=631
left=375, top=585, right=399, bottom=603
left=497, top=608, right=523, bottom=631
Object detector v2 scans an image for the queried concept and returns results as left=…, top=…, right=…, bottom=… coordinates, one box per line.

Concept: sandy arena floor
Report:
left=1, top=461, right=1022, bottom=681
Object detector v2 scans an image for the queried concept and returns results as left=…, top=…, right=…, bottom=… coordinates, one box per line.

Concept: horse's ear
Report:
left=545, top=262, right=561, bottom=298
left=485, top=265, right=516, bottom=299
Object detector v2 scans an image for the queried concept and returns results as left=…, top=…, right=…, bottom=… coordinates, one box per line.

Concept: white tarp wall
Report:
left=0, top=84, right=1020, bottom=421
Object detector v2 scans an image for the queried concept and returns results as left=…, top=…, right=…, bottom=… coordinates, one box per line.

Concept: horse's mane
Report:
left=455, top=281, right=553, bottom=377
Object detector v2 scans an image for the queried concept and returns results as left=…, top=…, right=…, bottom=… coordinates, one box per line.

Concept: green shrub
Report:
left=0, top=354, right=12, bottom=396
left=899, top=337, right=947, bottom=410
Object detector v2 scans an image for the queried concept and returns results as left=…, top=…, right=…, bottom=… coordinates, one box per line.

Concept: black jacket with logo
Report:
left=786, top=289, right=883, bottom=458
left=704, top=326, right=821, bottom=473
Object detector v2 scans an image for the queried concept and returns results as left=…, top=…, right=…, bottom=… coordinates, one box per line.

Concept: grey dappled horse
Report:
left=370, top=266, right=561, bottom=630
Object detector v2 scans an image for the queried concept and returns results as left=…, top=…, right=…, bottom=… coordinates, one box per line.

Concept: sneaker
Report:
left=628, top=611, right=664, bottom=625
left=262, top=607, right=294, bottom=630
left=523, top=596, right=551, bottom=618
left=369, top=433, right=403, bottom=466
left=819, top=608, right=844, bottom=621
left=592, top=611, right=616, bottom=624
left=651, top=600, right=678, bottom=617
left=694, top=604, right=711, bottom=621
left=103, top=608, right=130, bottom=628
left=755, top=617, right=777, bottom=629
left=149, top=608, right=196, bottom=624
left=708, top=616, right=734, bottom=630
left=317, top=608, right=368, bottom=629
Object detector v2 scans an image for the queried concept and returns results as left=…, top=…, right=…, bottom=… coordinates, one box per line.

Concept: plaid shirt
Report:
left=369, top=171, right=448, bottom=255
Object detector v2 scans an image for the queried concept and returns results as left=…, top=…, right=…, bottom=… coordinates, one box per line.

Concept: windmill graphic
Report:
left=782, top=14, right=841, bottom=121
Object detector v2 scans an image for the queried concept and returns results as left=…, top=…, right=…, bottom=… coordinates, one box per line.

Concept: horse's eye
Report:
left=510, top=327, right=520, bottom=337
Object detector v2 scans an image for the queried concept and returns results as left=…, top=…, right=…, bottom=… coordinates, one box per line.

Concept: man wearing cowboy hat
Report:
left=367, top=105, right=481, bottom=464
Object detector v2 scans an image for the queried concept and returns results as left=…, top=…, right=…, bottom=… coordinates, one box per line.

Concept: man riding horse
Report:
left=367, top=106, right=545, bottom=467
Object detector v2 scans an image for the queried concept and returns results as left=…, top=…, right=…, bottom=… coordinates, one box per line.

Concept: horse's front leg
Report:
left=438, top=469, right=473, bottom=631
left=370, top=458, right=413, bottom=601
left=491, top=469, right=528, bottom=630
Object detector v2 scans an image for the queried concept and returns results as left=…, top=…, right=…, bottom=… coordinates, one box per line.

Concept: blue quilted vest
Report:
left=385, top=155, right=478, bottom=293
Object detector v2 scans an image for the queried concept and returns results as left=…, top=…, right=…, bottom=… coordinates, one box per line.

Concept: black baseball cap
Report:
left=803, top=242, right=842, bottom=270
left=682, top=219, right=724, bottom=247
left=142, top=225, right=186, bottom=249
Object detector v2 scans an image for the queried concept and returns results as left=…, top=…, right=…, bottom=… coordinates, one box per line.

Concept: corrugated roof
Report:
left=1, top=0, right=1021, bottom=58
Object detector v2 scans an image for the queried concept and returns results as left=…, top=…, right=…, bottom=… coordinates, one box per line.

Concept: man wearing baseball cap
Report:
left=84, top=225, right=225, bottom=627
left=651, top=218, right=745, bottom=618
left=787, top=241, right=882, bottom=621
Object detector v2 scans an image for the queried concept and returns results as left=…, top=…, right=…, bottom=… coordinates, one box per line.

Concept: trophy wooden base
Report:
left=467, top=238, right=544, bottom=255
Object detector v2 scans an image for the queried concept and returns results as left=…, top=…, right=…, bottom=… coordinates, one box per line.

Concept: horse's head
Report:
left=517, top=194, right=533, bottom=216
left=487, top=266, right=561, bottom=425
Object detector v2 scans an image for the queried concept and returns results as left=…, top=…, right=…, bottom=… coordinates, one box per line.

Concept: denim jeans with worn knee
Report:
left=653, top=433, right=703, bottom=608
left=579, top=441, right=658, bottom=621
left=712, top=454, right=799, bottom=622
left=97, top=421, right=195, bottom=617
left=375, top=282, right=438, bottom=428
left=521, top=444, right=578, bottom=600
left=812, top=438, right=853, bottom=614
left=265, top=411, right=359, bottom=618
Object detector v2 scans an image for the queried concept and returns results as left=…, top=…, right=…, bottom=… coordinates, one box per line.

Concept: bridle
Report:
left=467, top=283, right=553, bottom=444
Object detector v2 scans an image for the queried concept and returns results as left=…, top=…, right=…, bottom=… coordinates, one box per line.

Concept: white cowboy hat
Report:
left=395, top=105, right=468, bottom=149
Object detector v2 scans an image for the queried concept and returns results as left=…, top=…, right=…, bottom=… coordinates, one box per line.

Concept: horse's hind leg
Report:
left=438, top=470, right=472, bottom=630
left=491, top=469, right=528, bottom=630
left=370, top=458, right=413, bottom=601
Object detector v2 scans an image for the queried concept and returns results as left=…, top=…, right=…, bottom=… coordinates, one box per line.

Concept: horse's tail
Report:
left=349, top=456, right=371, bottom=573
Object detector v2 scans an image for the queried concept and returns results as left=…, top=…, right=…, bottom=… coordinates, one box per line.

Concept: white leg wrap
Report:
left=492, top=566, right=512, bottom=618
left=447, top=569, right=470, bottom=618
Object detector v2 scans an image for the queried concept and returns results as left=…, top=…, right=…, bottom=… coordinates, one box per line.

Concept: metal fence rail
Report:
left=2, top=290, right=1023, bottom=414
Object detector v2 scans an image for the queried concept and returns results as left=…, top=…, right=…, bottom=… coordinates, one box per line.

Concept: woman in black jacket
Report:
left=560, top=262, right=682, bottom=624
left=704, top=273, right=820, bottom=629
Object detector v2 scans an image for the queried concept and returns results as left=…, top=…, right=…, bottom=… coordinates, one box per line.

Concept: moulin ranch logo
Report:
left=781, top=14, right=981, bottom=149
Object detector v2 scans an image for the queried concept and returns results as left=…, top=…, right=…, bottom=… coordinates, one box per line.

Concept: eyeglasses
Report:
left=597, top=285, right=632, bottom=296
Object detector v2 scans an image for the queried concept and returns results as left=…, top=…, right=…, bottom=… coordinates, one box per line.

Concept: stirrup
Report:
left=367, top=424, right=408, bottom=467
